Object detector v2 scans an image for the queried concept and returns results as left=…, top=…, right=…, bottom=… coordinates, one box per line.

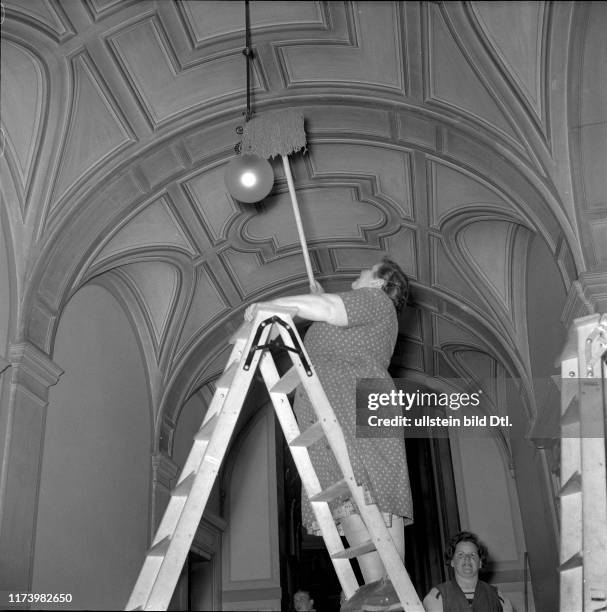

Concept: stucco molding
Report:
left=151, top=450, right=180, bottom=490
left=561, top=271, right=607, bottom=329
left=8, top=341, right=63, bottom=398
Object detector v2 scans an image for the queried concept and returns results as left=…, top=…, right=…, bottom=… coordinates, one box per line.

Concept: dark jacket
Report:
left=435, top=579, right=503, bottom=611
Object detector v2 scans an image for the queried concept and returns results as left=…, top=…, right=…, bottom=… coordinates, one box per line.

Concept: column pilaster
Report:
left=562, top=271, right=607, bottom=329
left=0, top=342, right=63, bottom=592
left=150, top=451, right=180, bottom=535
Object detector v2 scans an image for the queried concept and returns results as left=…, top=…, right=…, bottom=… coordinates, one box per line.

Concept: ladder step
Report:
left=559, top=551, right=583, bottom=572
left=216, top=362, right=239, bottom=392
left=195, top=414, right=218, bottom=441
left=558, top=471, right=582, bottom=497
left=561, top=396, right=580, bottom=426
left=331, top=539, right=376, bottom=559
left=290, top=421, right=325, bottom=448
left=310, top=479, right=350, bottom=503
left=172, top=472, right=195, bottom=498
left=148, top=536, right=171, bottom=557
left=270, top=366, right=302, bottom=395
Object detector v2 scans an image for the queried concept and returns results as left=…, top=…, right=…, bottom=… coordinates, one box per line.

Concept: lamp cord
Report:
left=243, top=0, right=253, bottom=122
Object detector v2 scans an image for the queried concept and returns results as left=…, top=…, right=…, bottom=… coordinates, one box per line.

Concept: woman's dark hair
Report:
left=444, top=531, right=488, bottom=565
left=375, top=256, right=409, bottom=312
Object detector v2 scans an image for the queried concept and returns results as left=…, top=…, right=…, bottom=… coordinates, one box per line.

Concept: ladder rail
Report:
left=272, top=318, right=424, bottom=611
left=559, top=315, right=607, bottom=612
left=126, top=306, right=424, bottom=611
left=259, top=351, right=360, bottom=598
left=126, top=316, right=274, bottom=610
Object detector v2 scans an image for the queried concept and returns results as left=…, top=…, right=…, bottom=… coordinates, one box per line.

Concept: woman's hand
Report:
left=310, top=280, right=324, bottom=294
left=244, top=303, right=260, bottom=321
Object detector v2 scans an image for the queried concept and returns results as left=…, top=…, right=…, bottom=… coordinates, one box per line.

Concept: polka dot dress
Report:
left=294, top=287, right=413, bottom=534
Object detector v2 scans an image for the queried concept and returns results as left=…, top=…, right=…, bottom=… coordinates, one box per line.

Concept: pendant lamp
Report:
left=224, top=1, right=274, bottom=204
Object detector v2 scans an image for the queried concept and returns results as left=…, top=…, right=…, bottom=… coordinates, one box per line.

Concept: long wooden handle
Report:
left=281, top=155, right=315, bottom=291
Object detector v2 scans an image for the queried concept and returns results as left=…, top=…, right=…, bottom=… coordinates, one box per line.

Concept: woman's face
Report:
left=450, top=541, right=481, bottom=580
left=351, top=263, right=383, bottom=290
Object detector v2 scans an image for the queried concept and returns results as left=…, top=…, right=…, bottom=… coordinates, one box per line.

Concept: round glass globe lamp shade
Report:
left=224, top=153, right=274, bottom=203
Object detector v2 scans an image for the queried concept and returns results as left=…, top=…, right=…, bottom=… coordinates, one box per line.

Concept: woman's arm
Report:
left=245, top=293, right=348, bottom=326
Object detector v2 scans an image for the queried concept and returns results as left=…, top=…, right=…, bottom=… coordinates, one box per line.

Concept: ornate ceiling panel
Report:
left=426, top=3, right=519, bottom=144
left=278, top=2, right=406, bottom=92
left=179, top=1, right=325, bottom=45
left=470, top=1, right=545, bottom=122
left=430, top=236, right=483, bottom=308
left=309, top=144, right=414, bottom=220
left=176, top=264, right=231, bottom=356
left=6, top=0, right=73, bottom=41
left=96, top=196, right=197, bottom=263
left=242, top=186, right=384, bottom=249
left=120, top=261, right=180, bottom=352
left=219, top=249, right=312, bottom=298
left=51, top=52, right=134, bottom=209
left=428, top=160, right=516, bottom=227
left=457, top=220, right=514, bottom=308
left=2, top=0, right=604, bottom=424
left=107, top=16, right=258, bottom=128
left=0, top=39, right=44, bottom=213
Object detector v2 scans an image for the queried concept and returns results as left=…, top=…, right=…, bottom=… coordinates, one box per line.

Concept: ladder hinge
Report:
left=244, top=315, right=313, bottom=375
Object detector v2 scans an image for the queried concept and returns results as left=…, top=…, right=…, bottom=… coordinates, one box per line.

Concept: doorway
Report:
left=277, top=428, right=460, bottom=609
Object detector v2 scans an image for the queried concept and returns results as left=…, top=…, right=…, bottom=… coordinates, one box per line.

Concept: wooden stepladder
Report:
left=558, top=314, right=607, bottom=612
left=126, top=306, right=423, bottom=611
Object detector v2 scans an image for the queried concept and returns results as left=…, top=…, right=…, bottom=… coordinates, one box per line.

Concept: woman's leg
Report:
left=340, top=514, right=405, bottom=584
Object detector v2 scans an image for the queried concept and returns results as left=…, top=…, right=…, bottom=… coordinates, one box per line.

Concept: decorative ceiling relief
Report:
left=51, top=52, right=134, bottom=211
left=191, top=345, right=233, bottom=396
left=220, top=249, right=314, bottom=298
left=310, top=143, right=414, bottom=220
left=183, top=165, right=241, bottom=246
left=396, top=113, right=437, bottom=150
left=381, top=227, right=418, bottom=280
left=425, top=3, right=519, bottom=143
left=179, top=1, right=325, bottom=47
left=330, top=247, right=395, bottom=275
left=242, top=186, right=385, bottom=251
left=470, top=1, right=545, bottom=124
left=0, top=40, right=45, bottom=212
left=432, top=313, right=486, bottom=351
left=452, top=348, right=495, bottom=388
left=84, top=0, right=140, bottom=21
left=107, top=16, right=266, bottom=127
left=276, top=1, right=406, bottom=94
left=120, top=261, right=180, bottom=351
left=96, top=196, right=196, bottom=263
left=392, top=336, right=425, bottom=373
left=304, top=105, right=392, bottom=140
left=176, top=264, right=230, bottom=355
left=430, top=235, right=488, bottom=311
left=427, top=160, right=517, bottom=228
left=457, top=220, right=516, bottom=309
left=5, top=0, right=74, bottom=42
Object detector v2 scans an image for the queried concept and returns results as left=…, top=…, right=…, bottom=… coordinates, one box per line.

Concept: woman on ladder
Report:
left=245, top=257, right=413, bottom=593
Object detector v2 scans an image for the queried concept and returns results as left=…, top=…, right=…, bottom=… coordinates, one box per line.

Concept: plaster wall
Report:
left=0, top=215, right=9, bottom=354
left=31, top=285, right=151, bottom=610
left=451, top=433, right=532, bottom=612
left=221, top=406, right=281, bottom=611
left=0, top=214, right=13, bottom=540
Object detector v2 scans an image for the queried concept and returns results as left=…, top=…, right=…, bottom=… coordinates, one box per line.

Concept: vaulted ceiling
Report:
left=1, top=1, right=606, bottom=435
